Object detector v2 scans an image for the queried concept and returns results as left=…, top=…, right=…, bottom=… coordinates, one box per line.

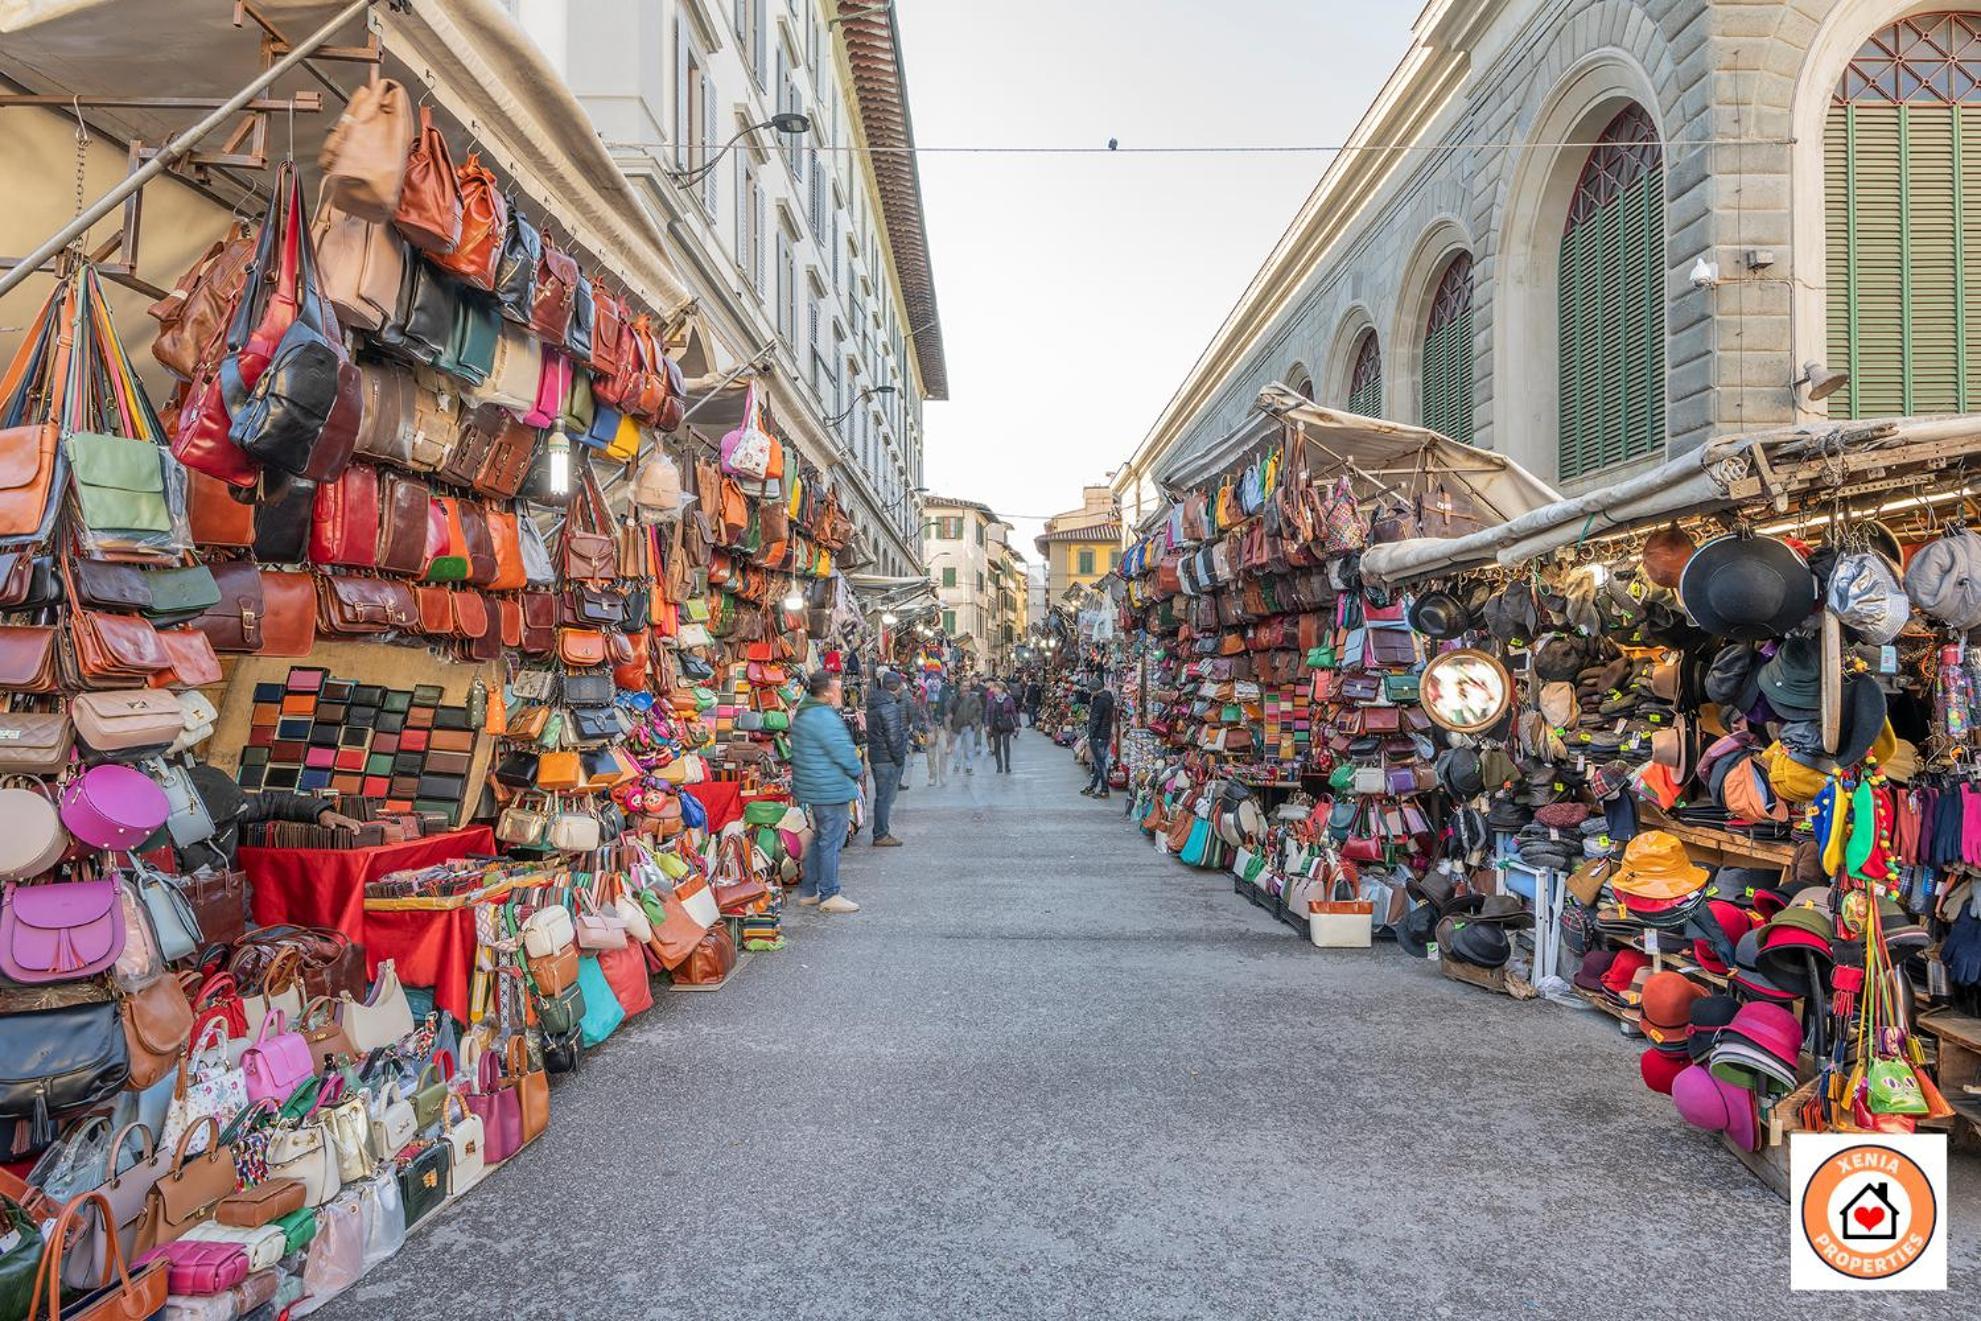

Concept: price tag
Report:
left=1880, top=645, right=1898, bottom=674
left=1548, top=827, right=1562, bottom=843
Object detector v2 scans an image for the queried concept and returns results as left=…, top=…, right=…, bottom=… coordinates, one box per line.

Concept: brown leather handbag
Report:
left=415, top=584, right=456, bottom=635
left=438, top=404, right=497, bottom=489
left=432, top=152, right=508, bottom=289
left=318, top=575, right=416, bottom=634
left=313, top=193, right=405, bottom=336
left=560, top=458, right=616, bottom=581
left=484, top=508, right=527, bottom=590
left=529, top=238, right=579, bottom=345
left=73, top=610, right=171, bottom=687
left=31, top=1191, right=170, bottom=1321
left=457, top=502, right=498, bottom=586
left=192, top=564, right=265, bottom=653
left=135, top=1116, right=236, bottom=1250
left=588, top=280, right=631, bottom=392
left=319, top=76, right=416, bottom=222
left=257, top=571, right=319, bottom=657
left=520, top=592, right=556, bottom=655
left=451, top=589, right=490, bottom=640
left=148, top=223, right=255, bottom=379
left=375, top=473, right=435, bottom=577
left=557, top=627, right=606, bottom=668
left=0, top=624, right=60, bottom=692
left=232, top=925, right=366, bottom=1001
left=392, top=106, right=462, bottom=253
left=155, top=627, right=222, bottom=689
left=181, top=869, right=247, bottom=947
left=472, top=413, right=536, bottom=499
left=352, top=363, right=421, bottom=469
left=118, top=973, right=193, bottom=1092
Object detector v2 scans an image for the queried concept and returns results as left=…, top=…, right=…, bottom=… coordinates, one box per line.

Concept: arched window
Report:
left=1422, top=254, right=1475, bottom=443
left=1826, top=12, right=1981, bottom=417
left=1290, top=367, right=1315, bottom=400
left=1347, top=331, right=1382, bottom=416
left=1557, top=103, right=1664, bottom=480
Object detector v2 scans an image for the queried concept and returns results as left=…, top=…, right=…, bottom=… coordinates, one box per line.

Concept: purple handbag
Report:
left=464, top=1049, right=522, bottom=1164
left=240, top=1008, right=315, bottom=1105
left=58, top=763, right=169, bottom=850
left=0, top=879, right=125, bottom=982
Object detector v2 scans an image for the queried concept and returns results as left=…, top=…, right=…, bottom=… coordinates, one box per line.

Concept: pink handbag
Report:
left=240, top=1008, right=315, bottom=1105
left=135, top=1238, right=249, bottom=1295
left=0, top=878, right=125, bottom=982
left=59, top=763, right=170, bottom=850
left=463, top=1049, right=522, bottom=1164
left=521, top=350, right=571, bottom=428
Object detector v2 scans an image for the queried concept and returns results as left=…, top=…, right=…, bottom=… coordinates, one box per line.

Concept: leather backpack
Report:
left=433, top=152, right=508, bottom=290
left=319, top=77, right=416, bottom=222
left=530, top=239, right=579, bottom=346
left=312, top=193, right=405, bottom=335
left=392, top=106, right=462, bottom=254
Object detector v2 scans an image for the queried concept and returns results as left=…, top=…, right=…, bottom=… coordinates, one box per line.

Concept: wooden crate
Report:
left=1439, top=956, right=1537, bottom=999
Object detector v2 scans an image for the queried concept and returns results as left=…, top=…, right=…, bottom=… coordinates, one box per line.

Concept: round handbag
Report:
left=59, top=763, right=170, bottom=850
left=0, top=782, right=68, bottom=881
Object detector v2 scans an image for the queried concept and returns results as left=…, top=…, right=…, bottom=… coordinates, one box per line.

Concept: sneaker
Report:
left=873, top=835, right=903, bottom=848
left=797, top=894, right=822, bottom=907
left=819, top=895, right=860, bottom=914
left=1095, top=790, right=1111, bottom=799
left=1079, top=786, right=1095, bottom=797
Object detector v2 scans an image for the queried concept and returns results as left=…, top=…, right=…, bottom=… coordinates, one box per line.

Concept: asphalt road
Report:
left=324, top=729, right=1978, bottom=1320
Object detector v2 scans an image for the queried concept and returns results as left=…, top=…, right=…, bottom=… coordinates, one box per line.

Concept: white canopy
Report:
left=1159, top=384, right=1563, bottom=537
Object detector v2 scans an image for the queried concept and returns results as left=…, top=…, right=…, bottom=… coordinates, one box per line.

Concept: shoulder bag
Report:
left=392, top=106, right=462, bottom=253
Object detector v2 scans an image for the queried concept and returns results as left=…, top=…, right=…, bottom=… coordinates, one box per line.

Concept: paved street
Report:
left=327, top=731, right=1977, bottom=1320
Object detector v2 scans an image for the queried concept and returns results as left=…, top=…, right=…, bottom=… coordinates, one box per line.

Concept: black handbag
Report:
left=540, top=1024, right=581, bottom=1075
left=494, top=210, right=541, bottom=325
left=396, top=1140, right=451, bottom=1227
left=252, top=474, right=317, bottom=564
left=231, top=315, right=352, bottom=477
left=519, top=441, right=571, bottom=508
left=566, top=275, right=595, bottom=362
left=560, top=674, right=612, bottom=708
left=493, top=751, right=539, bottom=788
left=567, top=706, right=620, bottom=742
left=0, top=1001, right=131, bottom=1151
left=399, top=261, right=460, bottom=366
left=562, top=586, right=625, bottom=629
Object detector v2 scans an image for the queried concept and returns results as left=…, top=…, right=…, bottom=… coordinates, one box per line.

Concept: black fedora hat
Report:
left=1757, top=635, right=1822, bottom=720
left=1832, top=672, right=1889, bottom=766
left=1410, top=589, right=1470, bottom=640
left=1397, top=901, right=1439, bottom=959
left=1678, top=535, right=1817, bottom=640
left=1445, top=920, right=1512, bottom=969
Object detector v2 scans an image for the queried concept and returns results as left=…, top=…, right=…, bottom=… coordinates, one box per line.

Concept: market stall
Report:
left=1109, top=380, right=1981, bottom=1192
left=0, top=7, right=838, bottom=1312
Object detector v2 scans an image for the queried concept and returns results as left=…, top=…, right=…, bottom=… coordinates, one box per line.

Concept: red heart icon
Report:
left=1853, top=1206, right=1886, bottom=1231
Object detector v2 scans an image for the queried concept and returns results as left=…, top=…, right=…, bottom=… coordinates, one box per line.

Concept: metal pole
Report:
left=0, top=0, right=373, bottom=302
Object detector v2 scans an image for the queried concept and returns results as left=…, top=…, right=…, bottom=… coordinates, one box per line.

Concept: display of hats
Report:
left=1828, top=672, right=1890, bottom=766
left=1532, top=633, right=1590, bottom=683
left=1729, top=928, right=1798, bottom=1003
left=1610, top=830, right=1708, bottom=901
left=1671, top=1064, right=1761, bottom=1150
left=1642, top=523, right=1698, bottom=589
left=1409, top=589, right=1470, bottom=640
left=1827, top=551, right=1911, bottom=645
left=1709, top=1001, right=1803, bottom=1090
left=1538, top=681, right=1578, bottom=729
left=1902, top=527, right=1981, bottom=630
left=1757, top=636, right=1822, bottom=719
left=1686, top=995, right=1742, bottom=1063
left=1704, top=642, right=1763, bottom=712
left=1600, top=946, right=1652, bottom=997
left=1397, top=900, right=1440, bottom=959
left=1691, top=898, right=1758, bottom=975
left=1469, top=893, right=1536, bottom=930
left=1640, top=970, right=1709, bottom=1044
left=1573, top=947, right=1618, bottom=991
left=1437, top=917, right=1512, bottom=969
left=1641, top=1044, right=1691, bottom=1095
left=1678, top=535, right=1817, bottom=640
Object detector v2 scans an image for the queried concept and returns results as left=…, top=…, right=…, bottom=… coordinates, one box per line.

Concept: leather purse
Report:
left=256, top=570, right=319, bottom=657
left=392, top=106, right=462, bottom=253
left=352, top=363, right=420, bottom=469
left=318, top=76, right=415, bottom=221
left=388, top=259, right=460, bottom=367
left=116, top=970, right=194, bottom=1092
left=215, top=1179, right=305, bottom=1229
left=189, top=564, right=264, bottom=654
left=308, top=461, right=380, bottom=568
left=149, top=223, right=255, bottom=378
left=424, top=496, right=470, bottom=582
left=414, top=584, right=455, bottom=635
left=250, top=476, right=315, bottom=563
left=313, top=194, right=406, bottom=335
left=443, top=288, right=502, bottom=385
left=299, top=995, right=356, bottom=1073
left=136, top=1116, right=235, bottom=1250
left=557, top=628, right=606, bottom=668
left=0, top=624, right=60, bottom=693
left=233, top=925, right=366, bottom=1001
left=317, top=575, right=416, bottom=634
left=494, top=208, right=541, bottom=324
left=457, top=501, right=499, bottom=586
left=396, top=1141, right=450, bottom=1229
left=72, top=609, right=171, bottom=687
left=471, top=413, right=535, bottom=499
left=335, top=959, right=414, bottom=1054
left=588, top=281, right=630, bottom=387
left=560, top=457, right=616, bottom=581
left=0, top=1000, right=129, bottom=1150
left=0, top=711, right=72, bottom=775
left=452, top=588, right=491, bottom=642
left=2, top=878, right=126, bottom=982
left=30, top=1191, right=170, bottom=1321
left=431, top=152, right=507, bottom=289
left=142, top=566, right=221, bottom=625
left=374, top=473, right=435, bottom=577
left=239, top=1008, right=313, bottom=1105
left=180, top=868, right=247, bottom=948
left=483, top=507, right=527, bottom=590
left=519, top=591, right=557, bottom=656
left=529, top=239, right=579, bottom=345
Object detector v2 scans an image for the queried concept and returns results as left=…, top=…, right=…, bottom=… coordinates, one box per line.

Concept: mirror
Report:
left=1419, top=648, right=1513, bottom=734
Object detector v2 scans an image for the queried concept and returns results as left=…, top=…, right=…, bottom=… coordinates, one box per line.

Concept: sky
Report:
left=893, top=0, right=1420, bottom=556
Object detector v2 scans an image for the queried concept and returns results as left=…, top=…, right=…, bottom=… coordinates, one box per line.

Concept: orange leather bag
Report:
left=433, top=152, right=508, bottom=289
left=611, top=628, right=651, bottom=691
left=392, top=106, right=462, bottom=254
left=484, top=508, right=528, bottom=591
left=148, top=223, right=255, bottom=379
left=557, top=627, right=606, bottom=668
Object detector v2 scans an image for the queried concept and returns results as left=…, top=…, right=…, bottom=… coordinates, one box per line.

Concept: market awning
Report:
left=1159, top=383, right=1563, bottom=535
left=0, top=0, right=692, bottom=317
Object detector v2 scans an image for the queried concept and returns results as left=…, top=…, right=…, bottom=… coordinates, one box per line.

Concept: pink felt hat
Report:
left=1724, top=1001, right=1803, bottom=1066
left=1671, top=1065, right=1760, bottom=1149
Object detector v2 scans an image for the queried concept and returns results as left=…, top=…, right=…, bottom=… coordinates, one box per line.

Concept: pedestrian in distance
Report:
left=1080, top=683, right=1117, bottom=800
left=910, top=685, right=945, bottom=786
left=985, top=680, right=1021, bottom=774
left=866, top=670, right=910, bottom=846
left=789, top=670, right=864, bottom=914
left=950, top=679, right=985, bottom=775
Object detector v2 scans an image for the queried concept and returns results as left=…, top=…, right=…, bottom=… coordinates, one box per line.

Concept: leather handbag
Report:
left=232, top=926, right=366, bottom=1001
left=298, top=996, right=355, bottom=1074
left=396, top=1141, right=449, bottom=1229
left=414, top=584, right=455, bottom=636
left=392, top=106, right=462, bottom=253
left=438, top=402, right=497, bottom=488
left=464, top=1049, right=521, bottom=1165
left=483, top=507, right=527, bottom=590
left=0, top=625, right=59, bottom=693
left=366, top=1079, right=416, bottom=1161
left=0, top=1000, right=129, bottom=1150
left=410, top=1057, right=451, bottom=1133
left=374, top=472, right=435, bottom=576
left=560, top=457, right=616, bottom=581
left=239, top=1009, right=313, bottom=1105
left=255, top=570, right=318, bottom=657
left=388, top=259, right=460, bottom=367
left=72, top=689, right=184, bottom=754
left=263, top=1117, right=338, bottom=1208
left=334, top=960, right=414, bottom=1054
left=588, top=280, right=630, bottom=387
left=29, top=1191, right=169, bottom=1321
left=474, top=324, right=541, bottom=413
left=141, top=565, right=220, bottom=624
left=149, top=223, right=255, bottom=379
left=313, top=193, right=406, bottom=336
left=439, top=1092, right=486, bottom=1196
left=494, top=208, right=541, bottom=324
left=190, top=563, right=263, bottom=654
left=557, top=627, right=606, bottom=668
left=431, top=152, right=507, bottom=289
left=530, top=240, right=579, bottom=345
left=457, top=501, right=499, bottom=586
left=519, top=591, right=556, bottom=655
left=452, top=588, right=492, bottom=645
left=179, top=869, right=247, bottom=949
left=216, top=1180, right=304, bottom=1231
left=318, top=77, right=415, bottom=222
left=317, top=574, right=416, bottom=635
left=443, top=288, right=502, bottom=384
left=1, top=879, right=126, bottom=983
left=117, top=971, right=193, bottom=1092
left=0, top=712, right=72, bottom=776
left=351, top=363, right=420, bottom=469
left=185, top=470, right=256, bottom=550
left=135, top=1116, right=234, bottom=1250
left=471, top=413, right=535, bottom=499
left=504, top=1034, right=549, bottom=1147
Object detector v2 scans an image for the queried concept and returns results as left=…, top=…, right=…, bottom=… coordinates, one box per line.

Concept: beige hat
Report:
left=1539, top=681, right=1578, bottom=729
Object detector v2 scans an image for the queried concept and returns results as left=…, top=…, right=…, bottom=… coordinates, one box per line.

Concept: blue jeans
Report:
left=870, top=760, right=902, bottom=838
left=803, top=801, right=852, bottom=900
left=1087, top=743, right=1110, bottom=793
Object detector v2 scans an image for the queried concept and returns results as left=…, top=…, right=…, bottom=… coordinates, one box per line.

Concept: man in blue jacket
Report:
left=790, top=670, right=864, bottom=914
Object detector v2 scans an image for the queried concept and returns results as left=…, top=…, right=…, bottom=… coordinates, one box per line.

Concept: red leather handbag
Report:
left=309, top=462, right=379, bottom=567
left=587, top=280, right=631, bottom=394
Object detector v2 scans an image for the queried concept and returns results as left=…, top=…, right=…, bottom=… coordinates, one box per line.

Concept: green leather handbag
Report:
left=141, top=563, right=220, bottom=622
left=65, top=432, right=170, bottom=533
left=275, top=1205, right=318, bottom=1254
left=0, top=1196, right=41, bottom=1321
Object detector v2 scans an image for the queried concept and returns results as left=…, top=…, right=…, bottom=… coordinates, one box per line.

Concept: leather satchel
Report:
left=374, top=474, right=435, bottom=577
left=352, top=363, right=420, bottom=469
left=519, top=592, right=556, bottom=656
left=215, top=1178, right=305, bottom=1229
left=149, top=223, right=255, bottom=379
left=557, top=628, right=606, bottom=668
left=250, top=475, right=315, bottom=564
left=318, top=77, right=415, bottom=221
left=136, top=1116, right=235, bottom=1250
left=0, top=1000, right=129, bottom=1149
left=560, top=458, right=616, bottom=582
left=452, top=589, right=491, bottom=643
left=256, top=571, right=319, bottom=657
left=432, top=152, right=507, bottom=289
left=0, top=624, right=59, bottom=693
left=438, top=403, right=499, bottom=489
left=588, top=281, right=630, bottom=393
left=312, top=194, right=405, bottom=335
left=309, top=461, right=380, bottom=568
left=191, top=564, right=264, bottom=653
left=458, top=501, right=499, bottom=586
left=389, top=259, right=461, bottom=367
left=414, top=585, right=456, bottom=636
left=392, top=106, right=462, bottom=253
left=72, top=610, right=171, bottom=687
left=317, top=575, right=416, bottom=634
left=180, top=869, right=247, bottom=948
left=471, top=413, right=535, bottom=499
left=529, top=240, right=579, bottom=345
left=494, top=208, right=541, bottom=324
left=118, top=971, right=194, bottom=1091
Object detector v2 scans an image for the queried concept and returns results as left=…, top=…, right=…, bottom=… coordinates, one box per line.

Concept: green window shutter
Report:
left=1558, top=141, right=1663, bottom=479
left=1421, top=255, right=1474, bottom=446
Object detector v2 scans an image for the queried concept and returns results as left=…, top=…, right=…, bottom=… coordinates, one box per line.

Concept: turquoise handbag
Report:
left=575, top=954, right=624, bottom=1047
left=65, top=432, right=170, bottom=533
left=1180, top=818, right=1211, bottom=866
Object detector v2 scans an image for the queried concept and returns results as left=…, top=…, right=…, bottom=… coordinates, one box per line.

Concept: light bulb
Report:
left=882, top=612, right=898, bottom=625
left=782, top=591, right=804, bottom=612
left=547, top=432, right=571, bottom=497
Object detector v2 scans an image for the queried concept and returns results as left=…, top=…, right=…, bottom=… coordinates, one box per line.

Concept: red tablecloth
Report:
left=241, top=827, right=495, bottom=1025
left=242, top=827, right=496, bottom=936
left=684, top=783, right=791, bottom=833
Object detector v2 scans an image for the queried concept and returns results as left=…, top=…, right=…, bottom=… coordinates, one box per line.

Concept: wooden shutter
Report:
left=1422, top=256, right=1474, bottom=443
left=1347, top=332, right=1382, bottom=417
left=675, top=26, right=691, bottom=170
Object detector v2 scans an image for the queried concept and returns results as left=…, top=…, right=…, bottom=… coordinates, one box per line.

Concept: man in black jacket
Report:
left=1080, top=685, right=1116, bottom=799
left=179, top=764, right=363, bottom=878
left=865, top=671, right=910, bottom=846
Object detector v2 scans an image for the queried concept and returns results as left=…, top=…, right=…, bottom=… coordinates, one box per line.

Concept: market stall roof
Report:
left=1359, top=413, right=1981, bottom=584
left=0, top=0, right=693, bottom=319
left=1158, top=383, right=1563, bottom=534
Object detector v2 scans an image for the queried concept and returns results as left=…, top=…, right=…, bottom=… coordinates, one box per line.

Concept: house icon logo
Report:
left=1837, top=1181, right=1900, bottom=1243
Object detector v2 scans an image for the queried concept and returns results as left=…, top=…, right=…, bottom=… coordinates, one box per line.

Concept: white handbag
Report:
left=183, top=1220, right=287, bottom=1272
left=354, top=1168, right=405, bottom=1269
left=161, top=1020, right=248, bottom=1156
left=675, top=875, right=719, bottom=929
left=441, top=1094, right=486, bottom=1197
left=168, top=691, right=218, bottom=754
left=608, top=893, right=654, bottom=944
left=520, top=906, right=575, bottom=959
left=336, top=959, right=415, bottom=1053
left=367, top=1079, right=417, bottom=1160
left=266, top=1122, right=340, bottom=1207
left=546, top=806, right=601, bottom=853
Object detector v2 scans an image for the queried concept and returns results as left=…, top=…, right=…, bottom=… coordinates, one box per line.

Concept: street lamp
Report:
left=825, top=384, right=896, bottom=427
left=666, top=113, right=810, bottom=188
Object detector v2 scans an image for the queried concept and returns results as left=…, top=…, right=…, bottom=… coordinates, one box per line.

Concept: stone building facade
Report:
left=1115, top=0, right=1981, bottom=522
